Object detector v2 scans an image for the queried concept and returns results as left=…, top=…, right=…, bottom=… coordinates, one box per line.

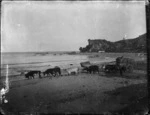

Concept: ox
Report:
left=84, top=65, right=99, bottom=74
left=43, top=68, right=55, bottom=77
left=25, top=71, right=41, bottom=79
left=104, top=64, right=126, bottom=76
left=53, top=66, right=61, bottom=76
left=65, top=67, right=79, bottom=75
left=43, top=66, right=61, bottom=77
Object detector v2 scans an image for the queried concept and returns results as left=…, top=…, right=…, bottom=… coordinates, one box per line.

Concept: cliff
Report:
left=79, top=33, right=146, bottom=53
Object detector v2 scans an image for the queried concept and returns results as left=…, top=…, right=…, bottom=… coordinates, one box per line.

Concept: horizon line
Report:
left=1, top=51, right=80, bottom=53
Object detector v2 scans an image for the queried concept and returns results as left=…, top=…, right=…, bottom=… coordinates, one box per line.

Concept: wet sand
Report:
left=1, top=71, right=147, bottom=114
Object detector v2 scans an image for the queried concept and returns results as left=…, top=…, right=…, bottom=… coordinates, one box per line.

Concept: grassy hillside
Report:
left=114, top=34, right=146, bottom=52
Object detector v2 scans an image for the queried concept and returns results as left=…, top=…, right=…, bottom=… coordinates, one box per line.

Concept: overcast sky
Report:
left=1, top=1, right=146, bottom=52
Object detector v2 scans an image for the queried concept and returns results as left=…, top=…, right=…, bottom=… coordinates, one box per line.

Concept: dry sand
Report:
left=1, top=71, right=147, bottom=114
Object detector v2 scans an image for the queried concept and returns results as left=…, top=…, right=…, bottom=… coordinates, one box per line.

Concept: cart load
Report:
left=118, top=57, right=134, bottom=72
left=80, top=61, right=91, bottom=68
left=103, top=56, right=135, bottom=73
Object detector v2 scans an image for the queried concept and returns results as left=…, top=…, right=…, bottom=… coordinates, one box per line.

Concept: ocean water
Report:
left=1, top=52, right=89, bottom=77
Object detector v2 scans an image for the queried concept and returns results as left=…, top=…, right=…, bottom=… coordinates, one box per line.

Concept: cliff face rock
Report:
left=79, top=33, right=146, bottom=53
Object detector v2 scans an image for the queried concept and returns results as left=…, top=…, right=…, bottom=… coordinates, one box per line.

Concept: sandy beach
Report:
left=1, top=70, right=147, bottom=114
left=0, top=52, right=148, bottom=114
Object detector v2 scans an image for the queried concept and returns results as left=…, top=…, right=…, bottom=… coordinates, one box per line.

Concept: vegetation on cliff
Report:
left=79, top=33, right=146, bottom=53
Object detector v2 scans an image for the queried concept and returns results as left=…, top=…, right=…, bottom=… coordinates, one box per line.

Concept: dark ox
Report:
left=104, top=65, right=118, bottom=72
left=104, top=64, right=126, bottom=76
left=25, top=71, right=41, bottom=79
left=84, top=65, right=99, bottom=74
left=53, top=66, right=61, bottom=76
left=43, top=66, right=61, bottom=77
left=43, top=68, right=54, bottom=77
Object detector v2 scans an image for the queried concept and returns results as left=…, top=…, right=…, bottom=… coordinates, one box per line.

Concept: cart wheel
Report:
left=127, top=65, right=133, bottom=73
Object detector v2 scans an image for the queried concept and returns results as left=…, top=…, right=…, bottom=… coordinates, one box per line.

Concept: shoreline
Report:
left=0, top=52, right=147, bottom=82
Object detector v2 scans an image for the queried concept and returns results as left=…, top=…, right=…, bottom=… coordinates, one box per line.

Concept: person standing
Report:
left=116, top=56, right=123, bottom=76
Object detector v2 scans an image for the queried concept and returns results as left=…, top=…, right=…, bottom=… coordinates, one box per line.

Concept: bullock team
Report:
left=24, top=56, right=128, bottom=79
left=24, top=65, right=126, bottom=79
left=24, top=66, right=61, bottom=79
left=24, top=65, right=102, bottom=79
